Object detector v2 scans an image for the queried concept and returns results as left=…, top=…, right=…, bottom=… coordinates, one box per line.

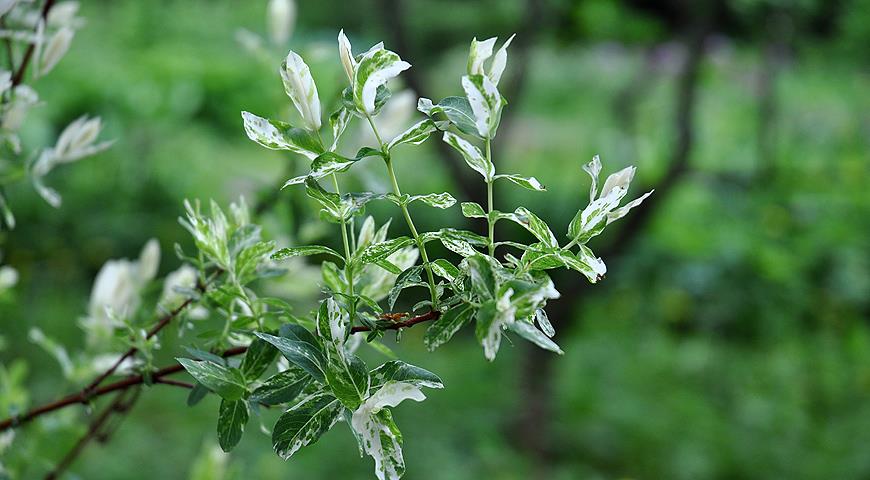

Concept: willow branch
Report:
left=43, top=387, right=140, bottom=480
left=10, top=0, right=55, bottom=88
left=1, top=309, right=441, bottom=431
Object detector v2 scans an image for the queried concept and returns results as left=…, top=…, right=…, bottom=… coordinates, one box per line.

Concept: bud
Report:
left=466, top=34, right=515, bottom=86
left=54, top=115, right=101, bottom=161
left=0, top=265, right=18, bottom=291
left=280, top=50, right=321, bottom=131
left=267, top=0, right=295, bottom=46
left=337, top=29, right=355, bottom=82
left=137, top=238, right=160, bottom=284
left=39, top=27, right=74, bottom=76
left=47, top=1, right=80, bottom=28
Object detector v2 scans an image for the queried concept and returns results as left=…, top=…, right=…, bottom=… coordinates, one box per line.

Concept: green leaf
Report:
left=464, top=254, right=496, bottom=300
left=177, top=358, right=247, bottom=401
left=316, top=299, right=370, bottom=410
left=442, top=131, right=493, bottom=180
left=417, top=96, right=479, bottom=137
left=386, top=119, right=437, bottom=150
left=187, top=383, right=209, bottom=406
left=460, top=202, right=486, bottom=218
left=388, top=265, right=423, bottom=309
left=511, top=207, right=558, bottom=248
left=324, top=354, right=370, bottom=410
left=424, top=304, right=473, bottom=351
left=356, top=237, right=415, bottom=268
left=495, top=174, right=546, bottom=191
left=282, top=153, right=357, bottom=188
left=250, top=368, right=311, bottom=405
left=408, top=192, right=456, bottom=209
left=369, top=361, right=443, bottom=390
left=509, top=320, right=563, bottom=355
left=430, top=259, right=460, bottom=283
left=304, top=177, right=341, bottom=215
left=240, top=337, right=278, bottom=380
left=253, top=332, right=326, bottom=382
left=217, top=398, right=249, bottom=452
left=271, top=245, right=344, bottom=262
left=272, top=391, right=344, bottom=459
left=461, top=74, right=504, bottom=139
left=353, top=48, right=410, bottom=114
left=241, top=111, right=323, bottom=159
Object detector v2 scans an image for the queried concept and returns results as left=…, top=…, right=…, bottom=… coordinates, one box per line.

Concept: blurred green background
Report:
left=1, top=0, right=869, bottom=478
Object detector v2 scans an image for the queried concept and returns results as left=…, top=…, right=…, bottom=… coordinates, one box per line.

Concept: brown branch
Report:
left=1, top=309, right=441, bottom=432
left=83, top=292, right=202, bottom=393
left=0, top=346, right=248, bottom=432
left=154, top=378, right=195, bottom=390
left=10, top=0, right=55, bottom=88
left=43, top=387, right=140, bottom=480
left=351, top=309, right=440, bottom=333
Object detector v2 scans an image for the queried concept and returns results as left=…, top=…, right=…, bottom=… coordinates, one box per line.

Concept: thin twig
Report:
left=1, top=309, right=440, bottom=432
left=154, top=378, right=194, bottom=390
left=43, top=387, right=140, bottom=480
left=10, top=0, right=55, bottom=88
left=0, top=346, right=248, bottom=432
left=83, top=278, right=207, bottom=393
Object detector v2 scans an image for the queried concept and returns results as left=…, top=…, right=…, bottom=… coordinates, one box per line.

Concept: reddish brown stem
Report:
left=0, top=346, right=248, bottom=432
left=83, top=291, right=202, bottom=393
left=9, top=0, right=56, bottom=87
left=43, top=387, right=140, bottom=480
left=0, top=309, right=440, bottom=432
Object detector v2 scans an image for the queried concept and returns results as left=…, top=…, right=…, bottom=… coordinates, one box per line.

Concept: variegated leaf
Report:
left=424, top=304, right=473, bottom=351
left=280, top=51, right=322, bottom=131
left=495, top=174, right=546, bottom=191
left=442, top=131, right=493, bottom=180
left=417, top=96, right=478, bottom=137
left=353, top=48, right=411, bottom=114
left=217, top=398, right=249, bottom=452
left=241, top=111, right=322, bottom=159
left=408, top=192, right=456, bottom=209
left=386, top=119, right=437, bottom=150
left=461, top=74, right=503, bottom=139
left=272, top=391, right=343, bottom=459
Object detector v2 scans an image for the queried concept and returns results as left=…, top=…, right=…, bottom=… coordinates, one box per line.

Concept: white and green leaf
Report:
left=272, top=391, right=344, bottom=459
left=442, top=131, right=493, bottom=180
left=353, top=48, right=411, bottom=114
left=241, top=111, right=323, bottom=159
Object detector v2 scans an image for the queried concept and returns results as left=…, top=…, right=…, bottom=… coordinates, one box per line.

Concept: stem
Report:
left=10, top=0, right=55, bottom=88
left=364, top=115, right=440, bottom=308
left=331, top=173, right=357, bottom=323
left=485, top=139, right=495, bottom=257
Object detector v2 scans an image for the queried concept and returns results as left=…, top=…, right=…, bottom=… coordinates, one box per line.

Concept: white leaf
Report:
left=338, top=29, right=356, bottom=82
left=39, top=27, right=74, bottom=76
left=467, top=37, right=496, bottom=76
left=280, top=51, right=321, bottom=131
left=488, top=34, right=515, bottom=85
left=582, top=155, right=602, bottom=203
left=267, top=0, right=296, bottom=46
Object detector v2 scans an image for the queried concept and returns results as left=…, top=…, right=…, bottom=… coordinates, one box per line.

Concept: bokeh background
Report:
left=2, top=0, right=869, bottom=478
